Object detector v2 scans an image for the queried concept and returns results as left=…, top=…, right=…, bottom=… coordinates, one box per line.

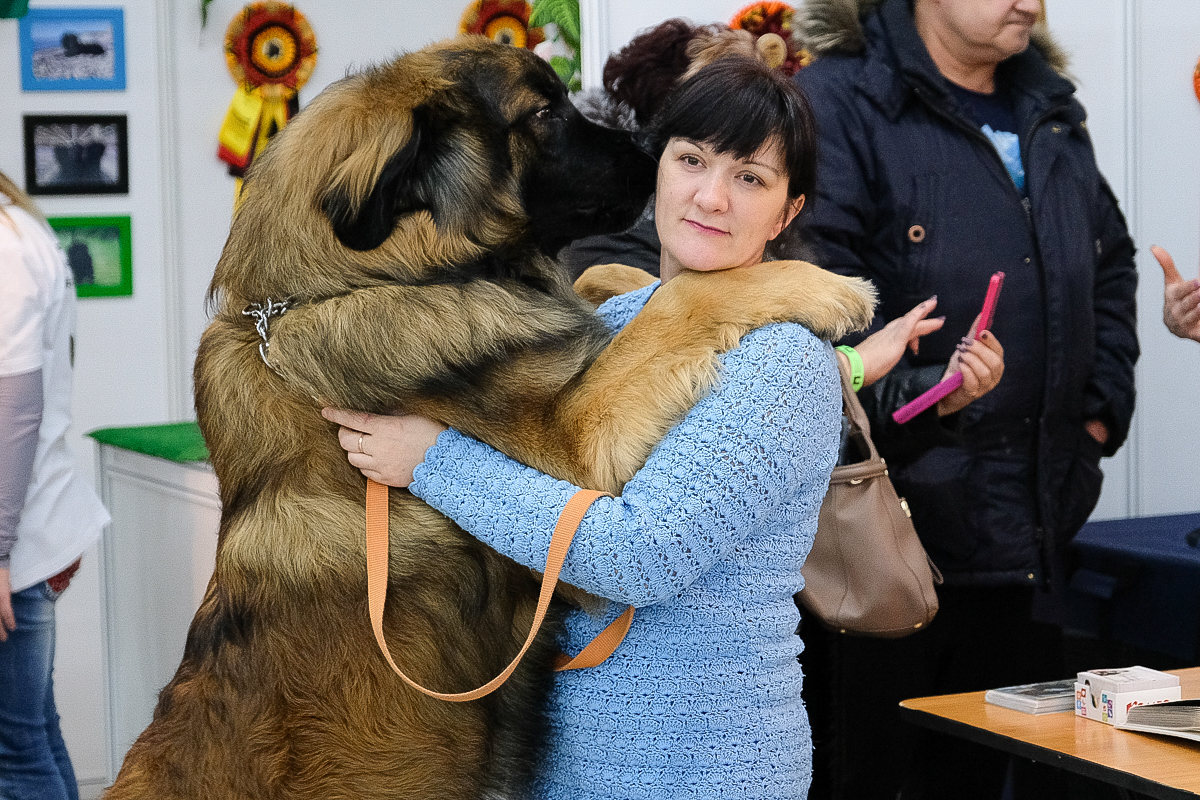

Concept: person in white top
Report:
left=0, top=171, right=109, bottom=800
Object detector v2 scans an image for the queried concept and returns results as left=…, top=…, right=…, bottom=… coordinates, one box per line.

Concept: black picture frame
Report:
left=23, top=114, right=129, bottom=195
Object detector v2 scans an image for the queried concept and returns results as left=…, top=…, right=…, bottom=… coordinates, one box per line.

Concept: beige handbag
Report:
left=797, top=362, right=943, bottom=638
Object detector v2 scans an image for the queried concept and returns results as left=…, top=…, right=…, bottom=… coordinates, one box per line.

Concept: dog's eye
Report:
left=534, top=107, right=553, bottom=120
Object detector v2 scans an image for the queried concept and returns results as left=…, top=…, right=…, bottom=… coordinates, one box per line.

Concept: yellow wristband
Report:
left=835, top=345, right=865, bottom=392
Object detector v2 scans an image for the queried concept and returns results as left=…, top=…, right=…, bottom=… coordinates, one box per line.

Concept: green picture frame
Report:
left=47, top=215, right=132, bottom=297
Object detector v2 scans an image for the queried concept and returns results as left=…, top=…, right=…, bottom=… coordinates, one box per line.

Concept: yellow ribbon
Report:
left=221, top=86, right=295, bottom=213
left=218, top=85, right=264, bottom=168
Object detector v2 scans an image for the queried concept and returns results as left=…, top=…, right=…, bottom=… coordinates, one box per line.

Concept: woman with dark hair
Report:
left=326, top=58, right=1000, bottom=799
left=561, top=19, right=766, bottom=278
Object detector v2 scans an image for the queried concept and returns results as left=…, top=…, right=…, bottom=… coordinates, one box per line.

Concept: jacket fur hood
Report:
left=798, top=0, right=1070, bottom=76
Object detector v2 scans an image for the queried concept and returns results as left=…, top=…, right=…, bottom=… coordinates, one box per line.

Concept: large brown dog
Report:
left=105, top=38, right=874, bottom=799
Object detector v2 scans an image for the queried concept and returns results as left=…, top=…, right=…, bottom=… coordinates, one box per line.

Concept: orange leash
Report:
left=366, top=479, right=634, bottom=701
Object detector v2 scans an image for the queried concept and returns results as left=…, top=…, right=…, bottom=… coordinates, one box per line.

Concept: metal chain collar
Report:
left=242, top=298, right=290, bottom=373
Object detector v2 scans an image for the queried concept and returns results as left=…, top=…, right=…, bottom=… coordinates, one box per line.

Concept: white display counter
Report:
left=91, top=426, right=219, bottom=781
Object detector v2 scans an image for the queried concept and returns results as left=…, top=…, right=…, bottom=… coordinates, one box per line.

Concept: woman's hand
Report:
left=937, top=320, right=1005, bottom=416
left=322, top=408, right=448, bottom=488
left=844, top=296, right=944, bottom=387
left=1, top=567, right=14, bottom=642
left=1152, top=245, right=1200, bottom=342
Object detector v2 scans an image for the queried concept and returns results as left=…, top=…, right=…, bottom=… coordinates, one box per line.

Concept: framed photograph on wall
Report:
left=23, top=115, right=129, bottom=196
left=18, top=7, right=126, bottom=91
left=47, top=215, right=133, bottom=298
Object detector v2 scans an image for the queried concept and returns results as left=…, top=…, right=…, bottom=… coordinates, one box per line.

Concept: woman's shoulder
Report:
left=596, top=281, right=658, bottom=330
left=0, top=207, right=49, bottom=277
left=727, top=322, right=839, bottom=393
left=741, top=320, right=831, bottom=357
left=0, top=205, right=55, bottom=256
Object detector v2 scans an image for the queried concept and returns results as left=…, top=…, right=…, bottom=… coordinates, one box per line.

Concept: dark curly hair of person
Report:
left=602, top=19, right=727, bottom=127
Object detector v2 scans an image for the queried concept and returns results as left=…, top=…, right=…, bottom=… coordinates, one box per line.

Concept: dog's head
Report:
left=217, top=38, right=656, bottom=303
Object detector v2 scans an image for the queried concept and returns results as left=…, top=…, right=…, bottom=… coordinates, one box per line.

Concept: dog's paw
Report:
left=767, top=260, right=876, bottom=340
left=574, top=263, right=658, bottom=307
left=655, top=260, right=876, bottom=342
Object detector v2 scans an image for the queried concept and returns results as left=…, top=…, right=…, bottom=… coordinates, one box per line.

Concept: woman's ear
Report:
left=771, top=194, right=805, bottom=239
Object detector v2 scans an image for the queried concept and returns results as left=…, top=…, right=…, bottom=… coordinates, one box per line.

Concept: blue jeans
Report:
left=0, top=581, right=78, bottom=800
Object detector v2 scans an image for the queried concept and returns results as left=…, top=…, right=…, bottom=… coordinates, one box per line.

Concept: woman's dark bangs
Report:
left=667, top=79, right=788, bottom=163
left=651, top=56, right=817, bottom=199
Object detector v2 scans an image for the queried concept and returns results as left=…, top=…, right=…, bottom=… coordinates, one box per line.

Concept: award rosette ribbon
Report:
left=218, top=2, right=317, bottom=184
left=1195, top=55, right=1200, bottom=105
left=458, top=0, right=543, bottom=50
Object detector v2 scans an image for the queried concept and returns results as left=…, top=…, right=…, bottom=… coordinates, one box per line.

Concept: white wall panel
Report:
left=1128, top=0, right=1200, bottom=515
left=1049, top=0, right=1135, bottom=519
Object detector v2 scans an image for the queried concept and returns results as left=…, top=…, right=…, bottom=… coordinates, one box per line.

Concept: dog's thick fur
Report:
left=105, top=37, right=874, bottom=800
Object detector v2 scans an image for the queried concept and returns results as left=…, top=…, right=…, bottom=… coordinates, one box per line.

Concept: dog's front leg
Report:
left=553, top=260, right=877, bottom=492
left=265, top=281, right=608, bottom=434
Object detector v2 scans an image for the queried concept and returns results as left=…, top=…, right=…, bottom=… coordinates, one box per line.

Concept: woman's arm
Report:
left=1, top=226, right=49, bottom=640
left=841, top=296, right=1004, bottom=397
left=330, top=324, right=840, bottom=606
left=839, top=296, right=944, bottom=387
left=0, top=370, right=42, bottom=640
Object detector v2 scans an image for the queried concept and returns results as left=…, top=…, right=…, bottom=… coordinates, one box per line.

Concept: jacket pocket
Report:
left=1056, top=427, right=1105, bottom=536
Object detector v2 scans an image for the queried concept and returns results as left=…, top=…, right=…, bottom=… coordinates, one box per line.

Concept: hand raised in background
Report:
left=844, top=296, right=946, bottom=387
left=1152, top=245, right=1200, bottom=343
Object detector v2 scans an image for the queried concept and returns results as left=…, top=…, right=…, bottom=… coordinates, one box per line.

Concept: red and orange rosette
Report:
left=730, top=1, right=811, bottom=76
left=217, top=2, right=317, bottom=180
left=458, top=0, right=544, bottom=50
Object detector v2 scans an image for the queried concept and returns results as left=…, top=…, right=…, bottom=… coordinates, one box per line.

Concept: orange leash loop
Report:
left=366, top=479, right=634, bottom=701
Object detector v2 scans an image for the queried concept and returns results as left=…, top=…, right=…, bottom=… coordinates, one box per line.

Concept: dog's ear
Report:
left=320, top=105, right=434, bottom=251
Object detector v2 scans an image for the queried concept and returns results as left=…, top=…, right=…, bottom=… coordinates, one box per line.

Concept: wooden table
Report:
left=899, top=667, right=1200, bottom=799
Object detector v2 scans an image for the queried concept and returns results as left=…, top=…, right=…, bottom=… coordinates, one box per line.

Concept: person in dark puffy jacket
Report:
left=792, top=0, right=1139, bottom=798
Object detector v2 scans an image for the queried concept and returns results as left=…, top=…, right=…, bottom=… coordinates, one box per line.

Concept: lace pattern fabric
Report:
left=411, top=284, right=840, bottom=799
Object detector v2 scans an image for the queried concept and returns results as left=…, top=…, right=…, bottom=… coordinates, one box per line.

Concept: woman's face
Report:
left=920, top=0, right=1041, bottom=67
left=655, top=136, right=802, bottom=283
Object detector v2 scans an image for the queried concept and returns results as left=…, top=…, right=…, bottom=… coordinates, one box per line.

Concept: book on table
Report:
left=1115, top=699, right=1200, bottom=742
left=984, top=678, right=1077, bottom=714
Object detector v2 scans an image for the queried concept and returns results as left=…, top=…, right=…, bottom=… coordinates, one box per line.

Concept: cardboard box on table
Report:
left=1074, top=666, right=1182, bottom=725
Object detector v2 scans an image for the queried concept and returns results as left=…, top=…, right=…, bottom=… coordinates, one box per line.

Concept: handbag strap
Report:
left=366, top=479, right=633, bottom=701
left=835, top=354, right=882, bottom=463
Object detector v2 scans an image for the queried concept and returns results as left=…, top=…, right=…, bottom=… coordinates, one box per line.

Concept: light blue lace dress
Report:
left=410, top=282, right=841, bottom=800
